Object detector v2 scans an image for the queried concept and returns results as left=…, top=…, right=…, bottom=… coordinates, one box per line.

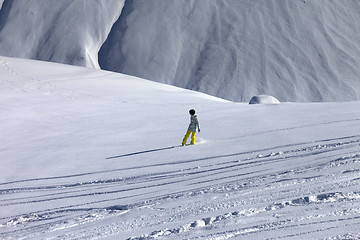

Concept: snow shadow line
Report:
left=106, top=145, right=181, bottom=159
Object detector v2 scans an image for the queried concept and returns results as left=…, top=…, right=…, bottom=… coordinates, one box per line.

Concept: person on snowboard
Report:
left=182, top=109, right=200, bottom=146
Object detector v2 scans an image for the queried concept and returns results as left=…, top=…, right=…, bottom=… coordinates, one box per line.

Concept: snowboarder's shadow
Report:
left=106, top=145, right=182, bottom=159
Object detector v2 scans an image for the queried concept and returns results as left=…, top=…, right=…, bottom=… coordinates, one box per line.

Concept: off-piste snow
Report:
left=0, top=57, right=359, bottom=239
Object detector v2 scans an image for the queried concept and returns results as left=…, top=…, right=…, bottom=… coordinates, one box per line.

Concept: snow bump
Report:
left=249, top=95, right=281, bottom=104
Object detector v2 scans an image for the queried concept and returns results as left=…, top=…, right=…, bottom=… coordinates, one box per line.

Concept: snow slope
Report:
left=0, top=56, right=359, bottom=239
left=1, top=0, right=360, bottom=102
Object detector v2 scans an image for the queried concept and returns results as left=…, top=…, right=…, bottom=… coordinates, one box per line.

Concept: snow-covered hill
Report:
left=0, top=56, right=359, bottom=239
left=1, top=0, right=360, bottom=102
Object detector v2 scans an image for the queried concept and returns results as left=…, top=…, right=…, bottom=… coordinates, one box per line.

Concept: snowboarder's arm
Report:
left=196, top=117, right=200, bottom=132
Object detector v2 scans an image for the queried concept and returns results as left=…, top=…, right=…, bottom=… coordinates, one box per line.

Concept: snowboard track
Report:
left=0, top=134, right=359, bottom=239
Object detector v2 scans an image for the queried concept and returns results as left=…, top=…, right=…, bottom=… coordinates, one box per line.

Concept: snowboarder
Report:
left=182, top=109, right=200, bottom=146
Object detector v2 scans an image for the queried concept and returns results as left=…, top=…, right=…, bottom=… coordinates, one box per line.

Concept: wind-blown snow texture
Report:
left=0, top=56, right=359, bottom=239
left=1, top=0, right=360, bottom=102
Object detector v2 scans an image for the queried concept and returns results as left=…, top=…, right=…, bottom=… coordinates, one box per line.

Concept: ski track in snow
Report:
left=1, top=134, right=359, bottom=239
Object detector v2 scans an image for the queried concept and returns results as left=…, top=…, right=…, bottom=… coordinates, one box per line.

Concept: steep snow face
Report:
left=0, top=0, right=360, bottom=102
left=0, top=0, right=124, bottom=67
left=99, top=0, right=360, bottom=102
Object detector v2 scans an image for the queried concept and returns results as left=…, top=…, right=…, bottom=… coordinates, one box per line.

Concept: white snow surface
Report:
left=0, top=56, right=359, bottom=239
left=1, top=0, right=360, bottom=102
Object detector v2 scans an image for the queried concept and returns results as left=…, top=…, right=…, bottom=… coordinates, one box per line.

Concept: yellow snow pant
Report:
left=182, top=130, right=196, bottom=145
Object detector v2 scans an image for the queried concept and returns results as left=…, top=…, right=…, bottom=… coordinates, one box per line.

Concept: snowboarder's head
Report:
left=189, top=109, right=196, bottom=115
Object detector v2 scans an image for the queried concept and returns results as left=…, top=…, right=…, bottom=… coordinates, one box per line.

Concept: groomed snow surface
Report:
left=0, top=57, right=359, bottom=239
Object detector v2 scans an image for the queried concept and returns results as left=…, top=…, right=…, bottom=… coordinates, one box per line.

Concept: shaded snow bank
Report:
left=0, top=0, right=125, bottom=67
left=99, top=0, right=360, bottom=102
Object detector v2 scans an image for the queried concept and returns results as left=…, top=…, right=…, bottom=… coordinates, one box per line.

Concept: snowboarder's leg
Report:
left=190, top=131, right=196, bottom=144
left=182, top=130, right=191, bottom=145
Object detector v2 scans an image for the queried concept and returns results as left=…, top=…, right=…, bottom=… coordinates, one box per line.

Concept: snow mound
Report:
left=249, top=95, right=280, bottom=105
